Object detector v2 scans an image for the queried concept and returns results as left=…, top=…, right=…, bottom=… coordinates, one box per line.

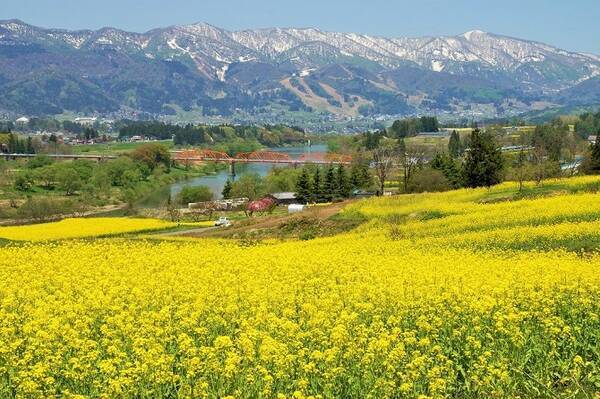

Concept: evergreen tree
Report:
left=448, top=130, right=461, bottom=158
left=16, top=138, right=25, bottom=154
left=359, top=162, right=372, bottom=189
left=295, top=168, right=311, bottom=203
left=312, top=167, right=324, bottom=203
left=323, top=166, right=336, bottom=202
left=49, top=134, right=58, bottom=154
left=431, top=153, right=462, bottom=188
left=26, top=137, right=35, bottom=154
left=589, top=135, right=600, bottom=173
left=350, top=165, right=361, bottom=190
left=222, top=179, right=233, bottom=199
left=8, top=133, right=17, bottom=153
left=463, top=129, right=504, bottom=188
left=336, top=164, right=351, bottom=198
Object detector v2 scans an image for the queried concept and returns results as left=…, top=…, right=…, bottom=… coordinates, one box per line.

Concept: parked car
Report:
left=214, top=217, right=231, bottom=227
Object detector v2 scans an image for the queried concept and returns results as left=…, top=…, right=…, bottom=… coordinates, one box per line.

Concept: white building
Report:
left=74, top=117, right=97, bottom=126
left=15, top=116, right=30, bottom=126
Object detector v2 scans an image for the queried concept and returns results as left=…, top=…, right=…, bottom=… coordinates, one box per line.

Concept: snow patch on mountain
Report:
left=431, top=60, right=445, bottom=72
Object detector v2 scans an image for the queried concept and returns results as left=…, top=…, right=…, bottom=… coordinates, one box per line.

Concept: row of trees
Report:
left=119, top=121, right=307, bottom=149
left=213, top=162, right=372, bottom=204
left=2, top=133, right=36, bottom=154
left=11, top=144, right=173, bottom=197
left=3, top=118, right=109, bottom=135
left=294, top=163, right=372, bottom=203
left=387, top=116, right=439, bottom=138
left=295, top=165, right=348, bottom=204
left=371, top=128, right=504, bottom=195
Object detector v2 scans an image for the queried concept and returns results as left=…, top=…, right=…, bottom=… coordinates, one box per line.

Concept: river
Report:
left=137, top=144, right=327, bottom=207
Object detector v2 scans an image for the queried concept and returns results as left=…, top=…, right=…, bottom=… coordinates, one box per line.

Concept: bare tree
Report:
left=514, top=147, right=530, bottom=192
left=531, top=144, right=547, bottom=186
left=562, top=131, right=579, bottom=177
left=372, top=144, right=397, bottom=196
left=398, top=142, right=427, bottom=193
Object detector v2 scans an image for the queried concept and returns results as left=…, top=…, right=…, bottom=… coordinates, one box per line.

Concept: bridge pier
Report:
left=229, top=161, right=236, bottom=178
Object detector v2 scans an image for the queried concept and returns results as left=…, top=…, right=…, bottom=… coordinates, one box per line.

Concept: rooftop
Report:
left=269, top=192, right=297, bottom=200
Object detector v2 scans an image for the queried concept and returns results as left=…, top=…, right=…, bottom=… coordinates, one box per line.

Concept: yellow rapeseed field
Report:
left=0, top=217, right=178, bottom=241
left=1, top=176, right=600, bottom=398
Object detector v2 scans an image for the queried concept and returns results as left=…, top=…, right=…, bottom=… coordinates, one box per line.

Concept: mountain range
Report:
left=0, top=19, right=599, bottom=125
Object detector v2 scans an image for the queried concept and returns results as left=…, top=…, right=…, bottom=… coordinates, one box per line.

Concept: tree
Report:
left=350, top=159, right=372, bottom=191
left=222, top=179, right=233, bottom=199
left=463, top=129, right=504, bottom=188
left=27, top=155, right=53, bottom=169
left=130, top=143, right=171, bottom=171
left=83, top=128, right=98, bottom=140
left=448, top=130, right=461, bottom=158
left=431, top=153, right=462, bottom=188
left=295, top=168, right=311, bottom=204
left=49, top=134, right=58, bottom=154
left=532, top=120, right=567, bottom=163
left=34, top=164, right=58, bottom=190
left=177, top=185, right=213, bottom=205
left=312, top=167, right=324, bottom=203
left=588, top=135, right=600, bottom=173
left=336, top=164, right=351, bottom=198
left=230, top=173, right=266, bottom=200
left=166, top=194, right=181, bottom=222
left=363, top=132, right=382, bottom=150
left=90, top=169, right=112, bottom=198
left=408, top=169, right=451, bottom=193
left=388, top=116, right=439, bottom=139
left=513, top=146, right=531, bottom=192
left=14, top=171, right=34, bottom=191
left=56, top=167, right=82, bottom=195
left=265, top=167, right=301, bottom=193
left=26, top=137, right=35, bottom=154
left=8, top=133, right=17, bottom=153
left=398, top=140, right=426, bottom=193
left=323, top=166, right=336, bottom=202
left=372, top=144, right=396, bottom=196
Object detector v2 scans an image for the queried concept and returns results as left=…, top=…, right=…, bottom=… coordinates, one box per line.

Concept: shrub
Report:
left=176, top=185, right=213, bottom=205
left=408, top=169, right=451, bottom=193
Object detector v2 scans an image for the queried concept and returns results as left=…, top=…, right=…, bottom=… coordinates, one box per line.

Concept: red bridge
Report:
left=172, top=149, right=351, bottom=176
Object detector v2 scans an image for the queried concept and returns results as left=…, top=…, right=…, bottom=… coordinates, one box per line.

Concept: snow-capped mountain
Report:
left=0, top=19, right=598, bottom=121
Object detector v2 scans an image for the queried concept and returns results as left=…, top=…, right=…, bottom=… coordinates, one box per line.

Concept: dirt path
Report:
left=151, top=227, right=216, bottom=237
left=180, top=201, right=351, bottom=239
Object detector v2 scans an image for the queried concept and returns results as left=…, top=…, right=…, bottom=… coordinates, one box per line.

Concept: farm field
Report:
left=1, top=176, right=600, bottom=397
left=0, top=218, right=213, bottom=241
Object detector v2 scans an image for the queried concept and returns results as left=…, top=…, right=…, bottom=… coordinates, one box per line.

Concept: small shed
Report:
left=267, top=192, right=298, bottom=205
left=288, top=204, right=306, bottom=214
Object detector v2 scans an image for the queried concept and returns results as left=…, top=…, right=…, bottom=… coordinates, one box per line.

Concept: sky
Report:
left=2, top=0, right=599, bottom=54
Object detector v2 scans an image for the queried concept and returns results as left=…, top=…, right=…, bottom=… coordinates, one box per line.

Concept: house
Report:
left=588, top=135, right=597, bottom=145
left=267, top=192, right=298, bottom=205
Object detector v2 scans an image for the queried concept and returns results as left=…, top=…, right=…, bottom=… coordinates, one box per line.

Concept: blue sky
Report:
left=2, top=0, right=599, bottom=53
